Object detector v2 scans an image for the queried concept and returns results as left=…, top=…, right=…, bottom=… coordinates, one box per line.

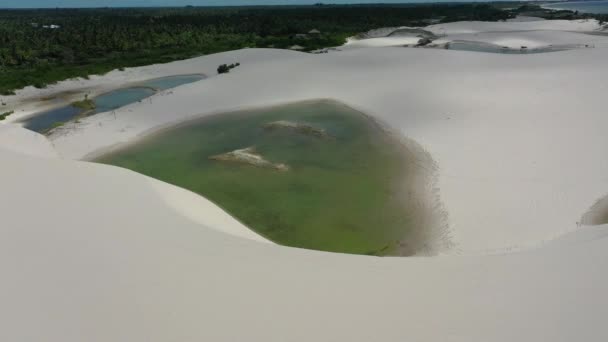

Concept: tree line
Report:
left=0, top=4, right=514, bottom=94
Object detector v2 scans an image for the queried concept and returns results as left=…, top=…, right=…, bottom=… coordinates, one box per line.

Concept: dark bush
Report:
left=217, top=64, right=230, bottom=74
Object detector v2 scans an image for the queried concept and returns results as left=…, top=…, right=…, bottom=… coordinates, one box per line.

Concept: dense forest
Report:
left=0, top=3, right=517, bottom=94
left=0, top=3, right=587, bottom=95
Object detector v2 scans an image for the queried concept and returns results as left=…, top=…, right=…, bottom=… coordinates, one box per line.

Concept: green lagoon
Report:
left=96, top=100, right=415, bottom=256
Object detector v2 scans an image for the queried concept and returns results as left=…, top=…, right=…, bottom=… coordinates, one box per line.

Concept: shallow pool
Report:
left=22, top=105, right=82, bottom=133
left=96, top=100, right=417, bottom=256
left=141, top=74, right=205, bottom=90
left=445, top=41, right=575, bottom=54
left=22, top=74, right=205, bottom=133
left=93, top=87, right=156, bottom=114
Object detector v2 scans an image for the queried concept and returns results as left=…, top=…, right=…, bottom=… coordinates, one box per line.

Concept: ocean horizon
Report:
left=0, top=0, right=540, bottom=9
left=543, top=0, right=608, bottom=14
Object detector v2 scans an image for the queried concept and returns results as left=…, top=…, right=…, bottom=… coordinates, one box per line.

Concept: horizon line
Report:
left=0, top=1, right=547, bottom=10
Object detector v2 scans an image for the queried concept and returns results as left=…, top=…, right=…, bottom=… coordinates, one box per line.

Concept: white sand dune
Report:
left=426, top=18, right=603, bottom=34
left=507, top=15, right=547, bottom=22
left=344, top=36, right=422, bottom=48
left=432, top=30, right=608, bottom=49
left=3, top=19, right=608, bottom=341
left=345, top=18, right=607, bottom=50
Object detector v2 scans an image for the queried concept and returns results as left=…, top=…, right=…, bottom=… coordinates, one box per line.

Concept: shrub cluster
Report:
left=217, top=63, right=241, bottom=74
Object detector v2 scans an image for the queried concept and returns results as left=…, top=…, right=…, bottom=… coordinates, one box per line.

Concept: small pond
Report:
left=93, top=87, right=156, bottom=114
left=142, top=74, right=205, bottom=90
left=22, top=74, right=205, bottom=133
left=444, top=41, right=581, bottom=54
left=21, top=105, right=82, bottom=133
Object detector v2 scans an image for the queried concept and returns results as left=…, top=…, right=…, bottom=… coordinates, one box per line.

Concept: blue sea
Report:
left=1, top=0, right=448, bottom=9
left=3, top=0, right=608, bottom=12
left=544, top=1, right=608, bottom=14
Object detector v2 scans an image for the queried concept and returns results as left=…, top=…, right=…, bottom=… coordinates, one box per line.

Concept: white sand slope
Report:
left=1, top=143, right=608, bottom=341
left=0, top=123, right=57, bottom=158
left=3, top=19, right=608, bottom=341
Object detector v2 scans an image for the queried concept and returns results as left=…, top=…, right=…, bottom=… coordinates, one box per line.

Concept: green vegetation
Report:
left=0, top=110, right=14, bottom=120
left=0, top=4, right=513, bottom=94
left=71, top=98, right=96, bottom=111
left=217, top=63, right=240, bottom=74
left=48, top=121, right=65, bottom=131
left=96, top=101, right=416, bottom=256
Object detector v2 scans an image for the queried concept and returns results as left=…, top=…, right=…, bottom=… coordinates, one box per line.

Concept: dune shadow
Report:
left=581, top=194, right=608, bottom=225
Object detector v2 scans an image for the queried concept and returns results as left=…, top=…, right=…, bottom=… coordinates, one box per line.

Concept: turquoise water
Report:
left=141, top=74, right=205, bottom=90
left=544, top=1, right=608, bottom=14
left=22, top=74, right=204, bottom=133
left=93, top=87, right=156, bottom=114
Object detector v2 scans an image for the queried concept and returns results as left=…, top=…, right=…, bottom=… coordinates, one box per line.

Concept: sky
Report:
left=0, top=0, right=501, bottom=9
